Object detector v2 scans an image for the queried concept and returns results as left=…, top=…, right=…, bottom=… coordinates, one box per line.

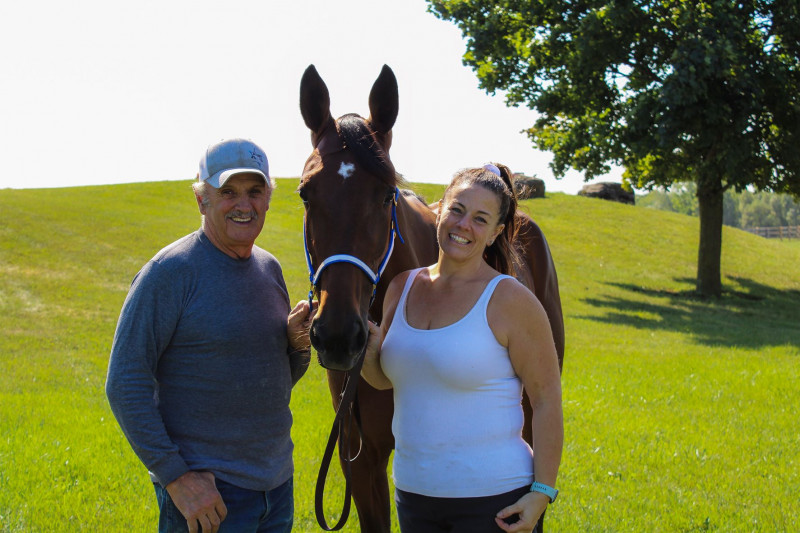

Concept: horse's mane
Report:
left=337, top=113, right=407, bottom=189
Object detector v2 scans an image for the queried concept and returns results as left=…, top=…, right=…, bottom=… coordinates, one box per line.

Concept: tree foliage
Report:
left=428, top=0, right=800, bottom=295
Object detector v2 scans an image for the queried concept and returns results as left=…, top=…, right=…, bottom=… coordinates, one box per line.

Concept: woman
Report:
left=362, top=163, right=563, bottom=533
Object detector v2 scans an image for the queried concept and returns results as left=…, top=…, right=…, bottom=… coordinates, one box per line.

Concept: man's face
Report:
left=198, top=173, right=271, bottom=258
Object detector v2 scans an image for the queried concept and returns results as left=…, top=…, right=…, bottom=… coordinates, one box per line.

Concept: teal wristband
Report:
left=530, top=481, right=558, bottom=503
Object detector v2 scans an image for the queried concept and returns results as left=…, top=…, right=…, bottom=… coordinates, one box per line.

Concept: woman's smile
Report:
left=449, top=233, right=470, bottom=245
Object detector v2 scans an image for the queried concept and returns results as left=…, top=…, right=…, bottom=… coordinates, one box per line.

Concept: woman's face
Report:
left=437, top=183, right=505, bottom=264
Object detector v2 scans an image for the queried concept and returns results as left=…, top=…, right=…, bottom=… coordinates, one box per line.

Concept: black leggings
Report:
left=395, top=486, right=545, bottom=533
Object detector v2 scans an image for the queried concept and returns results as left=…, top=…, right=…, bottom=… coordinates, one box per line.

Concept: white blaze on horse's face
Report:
left=338, top=161, right=355, bottom=179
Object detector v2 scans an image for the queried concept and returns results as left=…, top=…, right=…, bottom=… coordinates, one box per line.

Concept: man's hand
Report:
left=288, top=300, right=318, bottom=351
left=166, top=471, right=227, bottom=533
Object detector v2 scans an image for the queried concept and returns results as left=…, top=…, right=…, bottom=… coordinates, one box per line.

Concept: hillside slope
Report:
left=1, top=180, right=798, bottom=531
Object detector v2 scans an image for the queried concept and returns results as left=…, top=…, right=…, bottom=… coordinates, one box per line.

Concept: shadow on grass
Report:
left=577, top=276, right=800, bottom=350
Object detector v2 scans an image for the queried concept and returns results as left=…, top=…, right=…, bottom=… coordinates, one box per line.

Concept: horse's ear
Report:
left=368, top=65, right=399, bottom=145
left=300, top=64, right=332, bottom=135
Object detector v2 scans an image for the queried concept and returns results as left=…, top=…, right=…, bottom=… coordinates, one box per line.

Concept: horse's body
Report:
left=299, top=64, right=564, bottom=532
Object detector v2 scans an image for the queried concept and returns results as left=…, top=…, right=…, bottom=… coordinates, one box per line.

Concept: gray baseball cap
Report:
left=198, top=138, right=269, bottom=188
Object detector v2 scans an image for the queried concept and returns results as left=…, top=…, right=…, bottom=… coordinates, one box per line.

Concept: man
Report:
left=106, top=138, right=314, bottom=533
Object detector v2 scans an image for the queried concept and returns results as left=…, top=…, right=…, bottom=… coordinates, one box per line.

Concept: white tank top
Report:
left=381, top=268, right=534, bottom=497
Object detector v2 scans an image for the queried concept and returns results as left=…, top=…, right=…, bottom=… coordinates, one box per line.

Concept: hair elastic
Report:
left=483, top=164, right=502, bottom=176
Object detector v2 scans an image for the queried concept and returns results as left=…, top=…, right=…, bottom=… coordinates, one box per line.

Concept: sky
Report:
left=0, top=0, right=620, bottom=194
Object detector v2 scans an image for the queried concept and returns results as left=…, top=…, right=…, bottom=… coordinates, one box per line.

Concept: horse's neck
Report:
left=371, top=195, right=437, bottom=323
left=396, top=196, right=438, bottom=268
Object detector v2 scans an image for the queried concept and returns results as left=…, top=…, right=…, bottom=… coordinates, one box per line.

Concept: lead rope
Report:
left=314, top=349, right=366, bottom=530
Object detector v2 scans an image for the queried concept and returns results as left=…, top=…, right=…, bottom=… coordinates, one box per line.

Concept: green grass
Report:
left=1, top=181, right=798, bottom=532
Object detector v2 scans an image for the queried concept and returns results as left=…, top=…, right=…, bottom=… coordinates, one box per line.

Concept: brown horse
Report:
left=299, top=64, right=565, bottom=532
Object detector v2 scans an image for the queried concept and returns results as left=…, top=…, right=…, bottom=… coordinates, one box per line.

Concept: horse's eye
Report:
left=298, top=189, right=310, bottom=208
left=383, top=189, right=395, bottom=207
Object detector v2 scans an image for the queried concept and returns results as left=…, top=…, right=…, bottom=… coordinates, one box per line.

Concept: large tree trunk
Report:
left=696, top=177, right=724, bottom=297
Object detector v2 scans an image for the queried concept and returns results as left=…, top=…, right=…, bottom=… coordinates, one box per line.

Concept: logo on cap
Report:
left=250, top=149, right=264, bottom=166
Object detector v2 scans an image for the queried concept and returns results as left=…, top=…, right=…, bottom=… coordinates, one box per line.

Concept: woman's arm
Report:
left=361, top=320, right=392, bottom=389
left=360, top=270, right=411, bottom=390
left=490, top=279, right=563, bottom=532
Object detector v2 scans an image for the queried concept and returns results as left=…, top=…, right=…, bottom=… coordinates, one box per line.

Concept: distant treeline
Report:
left=638, top=183, right=800, bottom=229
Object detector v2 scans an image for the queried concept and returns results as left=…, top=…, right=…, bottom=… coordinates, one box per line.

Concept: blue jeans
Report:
left=154, top=477, right=293, bottom=533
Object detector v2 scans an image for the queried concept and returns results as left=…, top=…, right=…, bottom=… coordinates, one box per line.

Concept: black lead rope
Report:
left=314, top=350, right=366, bottom=531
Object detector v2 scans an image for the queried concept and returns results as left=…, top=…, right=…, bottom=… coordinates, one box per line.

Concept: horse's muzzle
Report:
left=310, top=316, right=367, bottom=372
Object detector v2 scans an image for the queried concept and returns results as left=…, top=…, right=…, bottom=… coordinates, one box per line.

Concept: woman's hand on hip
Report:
left=495, top=491, right=549, bottom=532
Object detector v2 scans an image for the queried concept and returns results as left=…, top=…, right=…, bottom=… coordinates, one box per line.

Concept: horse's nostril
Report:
left=309, top=322, right=322, bottom=351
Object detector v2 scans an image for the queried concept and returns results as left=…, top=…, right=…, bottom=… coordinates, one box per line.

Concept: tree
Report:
left=428, top=0, right=800, bottom=296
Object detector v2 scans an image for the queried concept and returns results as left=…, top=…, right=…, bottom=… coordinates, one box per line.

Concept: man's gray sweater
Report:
left=106, top=230, right=307, bottom=491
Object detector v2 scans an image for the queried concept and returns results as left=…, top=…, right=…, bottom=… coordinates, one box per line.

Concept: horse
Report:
left=298, top=64, right=565, bottom=532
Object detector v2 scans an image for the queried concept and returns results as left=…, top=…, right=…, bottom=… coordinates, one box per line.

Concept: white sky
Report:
left=0, top=0, right=619, bottom=193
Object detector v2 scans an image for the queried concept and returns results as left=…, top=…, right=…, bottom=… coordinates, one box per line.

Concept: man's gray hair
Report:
left=192, top=181, right=211, bottom=207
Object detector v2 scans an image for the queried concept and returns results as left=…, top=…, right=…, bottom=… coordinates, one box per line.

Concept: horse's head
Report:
left=299, top=64, right=401, bottom=371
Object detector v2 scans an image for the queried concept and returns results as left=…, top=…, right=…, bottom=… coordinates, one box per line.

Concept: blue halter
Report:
left=304, top=187, right=405, bottom=307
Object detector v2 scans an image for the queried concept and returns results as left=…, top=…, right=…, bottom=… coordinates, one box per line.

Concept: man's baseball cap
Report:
left=198, top=138, right=269, bottom=188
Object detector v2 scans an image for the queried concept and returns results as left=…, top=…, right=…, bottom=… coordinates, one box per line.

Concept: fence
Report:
left=744, top=225, right=800, bottom=239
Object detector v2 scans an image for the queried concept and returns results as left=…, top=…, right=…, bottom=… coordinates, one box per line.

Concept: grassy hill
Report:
left=1, top=179, right=798, bottom=532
